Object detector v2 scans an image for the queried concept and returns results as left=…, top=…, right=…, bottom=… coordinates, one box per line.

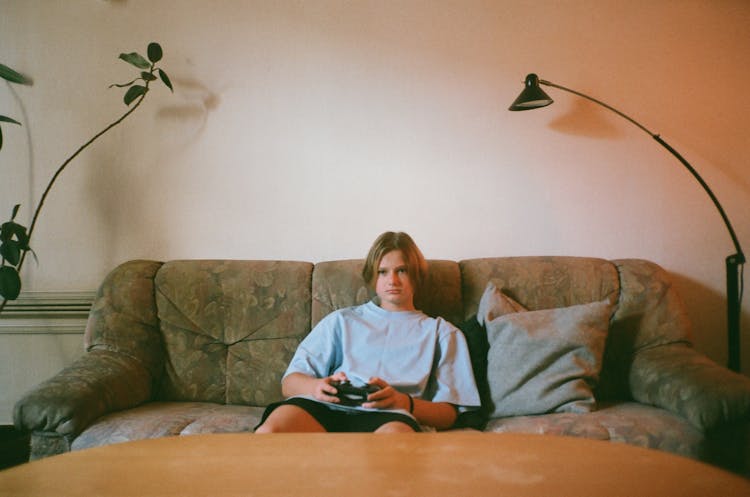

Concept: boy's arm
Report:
left=365, top=377, right=458, bottom=430
left=282, top=372, right=347, bottom=402
left=411, top=398, right=458, bottom=430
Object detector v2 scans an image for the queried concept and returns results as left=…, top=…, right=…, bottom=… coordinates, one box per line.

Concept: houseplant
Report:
left=0, top=42, right=173, bottom=313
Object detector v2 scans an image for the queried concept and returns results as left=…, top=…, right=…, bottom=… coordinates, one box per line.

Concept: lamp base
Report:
left=727, top=253, right=745, bottom=372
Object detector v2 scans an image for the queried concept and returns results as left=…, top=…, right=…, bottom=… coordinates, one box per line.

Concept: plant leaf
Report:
left=28, top=247, right=38, bottom=265
left=0, top=63, right=32, bottom=85
left=147, top=43, right=163, bottom=63
left=119, top=52, right=151, bottom=70
left=15, top=229, right=29, bottom=249
left=0, top=220, right=28, bottom=244
left=141, top=71, right=157, bottom=82
left=11, top=204, right=20, bottom=221
left=0, top=115, right=22, bottom=125
left=123, top=85, right=148, bottom=105
left=0, top=265, right=21, bottom=300
left=1, top=240, right=21, bottom=266
left=158, top=69, right=174, bottom=92
left=0, top=223, right=11, bottom=243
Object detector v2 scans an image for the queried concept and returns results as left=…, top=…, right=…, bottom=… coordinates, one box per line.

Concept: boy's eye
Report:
left=377, top=267, right=408, bottom=276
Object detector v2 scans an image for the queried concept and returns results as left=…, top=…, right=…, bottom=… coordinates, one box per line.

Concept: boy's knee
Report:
left=254, top=422, right=274, bottom=434
left=375, top=421, right=415, bottom=433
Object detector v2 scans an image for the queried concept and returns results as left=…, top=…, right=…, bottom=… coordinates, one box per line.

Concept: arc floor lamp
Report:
left=509, top=73, right=745, bottom=372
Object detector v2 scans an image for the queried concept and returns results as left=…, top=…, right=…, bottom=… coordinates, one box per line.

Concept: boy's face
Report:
left=375, top=250, right=415, bottom=312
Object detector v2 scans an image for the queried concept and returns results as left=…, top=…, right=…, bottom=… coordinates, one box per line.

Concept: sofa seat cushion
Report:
left=483, top=402, right=705, bottom=460
left=71, top=402, right=264, bottom=451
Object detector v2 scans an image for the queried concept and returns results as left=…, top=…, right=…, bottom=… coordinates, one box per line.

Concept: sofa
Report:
left=13, top=256, right=750, bottom=473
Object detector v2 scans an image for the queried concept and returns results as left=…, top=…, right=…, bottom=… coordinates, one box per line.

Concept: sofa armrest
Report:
left=630, top=344, right=750, bottom=431
left=13, top=349, right=153, bottom=438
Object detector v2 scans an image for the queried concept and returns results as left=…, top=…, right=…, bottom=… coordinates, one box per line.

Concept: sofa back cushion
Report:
left=459, top=257, right=620, bottom=319
left=85, top=256, right=695, bottom=409
left=85, top=260, right=165, bottom=380
left=599, top=259, right=693, bottom=399
left=154, top=260, right=313, bottom=406
left=458, top=256, right=692, bottom=401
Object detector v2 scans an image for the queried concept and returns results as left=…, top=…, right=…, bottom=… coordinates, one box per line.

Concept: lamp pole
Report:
left=510, top=74, right=745, bottom=372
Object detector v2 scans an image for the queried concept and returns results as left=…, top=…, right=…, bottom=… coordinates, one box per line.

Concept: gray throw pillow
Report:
left=478, top=282, right=613, bottom=418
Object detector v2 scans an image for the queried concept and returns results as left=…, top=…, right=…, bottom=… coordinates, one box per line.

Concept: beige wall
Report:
left=1, top=0, right=748, bottom=417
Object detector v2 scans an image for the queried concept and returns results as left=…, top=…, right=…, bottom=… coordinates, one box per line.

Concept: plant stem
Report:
left=27, top=94, right=146, bottom=245
left=0, top=89, right=149, bottom=314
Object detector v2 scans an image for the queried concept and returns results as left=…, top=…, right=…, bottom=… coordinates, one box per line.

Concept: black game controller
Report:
left=330, top=380, right=380, bottom=406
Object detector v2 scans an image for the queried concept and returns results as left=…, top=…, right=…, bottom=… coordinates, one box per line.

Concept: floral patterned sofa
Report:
left=13, top=257, right=750, bottom=474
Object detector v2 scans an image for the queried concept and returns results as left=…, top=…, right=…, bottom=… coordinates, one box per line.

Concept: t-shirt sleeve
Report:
left=283, top=313, right=342, bottom=380
left=429, top=321, right=481, bottom=411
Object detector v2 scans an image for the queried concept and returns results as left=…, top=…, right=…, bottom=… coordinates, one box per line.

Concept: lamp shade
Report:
left=509, top=74, right=553, bottom=111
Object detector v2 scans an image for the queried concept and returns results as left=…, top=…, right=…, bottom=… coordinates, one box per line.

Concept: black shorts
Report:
left=256, top=397, right=421, bottom=432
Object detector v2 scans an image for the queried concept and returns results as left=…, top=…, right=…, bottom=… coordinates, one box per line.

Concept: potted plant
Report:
left=0, top=42, right=173, bottom=313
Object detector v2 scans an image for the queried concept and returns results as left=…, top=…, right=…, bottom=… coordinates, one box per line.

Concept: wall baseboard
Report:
left=1, top=292, right=93, bottom=424
left=0, top=291, right=95, bottom=335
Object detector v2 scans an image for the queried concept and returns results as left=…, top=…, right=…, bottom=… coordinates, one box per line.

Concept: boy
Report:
left=255, top=232, right=479, bottom=433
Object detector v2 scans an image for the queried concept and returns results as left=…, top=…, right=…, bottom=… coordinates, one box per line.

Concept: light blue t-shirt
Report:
left=284, top=301, right=481, bottom=412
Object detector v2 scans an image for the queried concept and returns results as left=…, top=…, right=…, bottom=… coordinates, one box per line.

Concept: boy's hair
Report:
left=362, top=231, right=428, bottom=294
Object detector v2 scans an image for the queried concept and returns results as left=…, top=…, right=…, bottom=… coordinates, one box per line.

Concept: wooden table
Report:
left=1, top=432, right=748, bottom=496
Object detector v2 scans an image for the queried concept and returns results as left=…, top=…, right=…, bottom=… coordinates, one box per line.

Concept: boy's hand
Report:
left=362, top=377, right=411, bottom=411
left=314, top=371, right=348, bottom=402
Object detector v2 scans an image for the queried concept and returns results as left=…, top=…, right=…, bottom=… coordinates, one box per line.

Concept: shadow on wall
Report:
left=85, top=146, right=143, bottom=275
left=535, top=80, right=750, bottom=197
left=156, top=77, right=219, bottom=143
left=669, top=271, right=749, bottom=374
left=548, top=98, right=622, bottom=140
left=83, top=77, right=219, bottom=273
